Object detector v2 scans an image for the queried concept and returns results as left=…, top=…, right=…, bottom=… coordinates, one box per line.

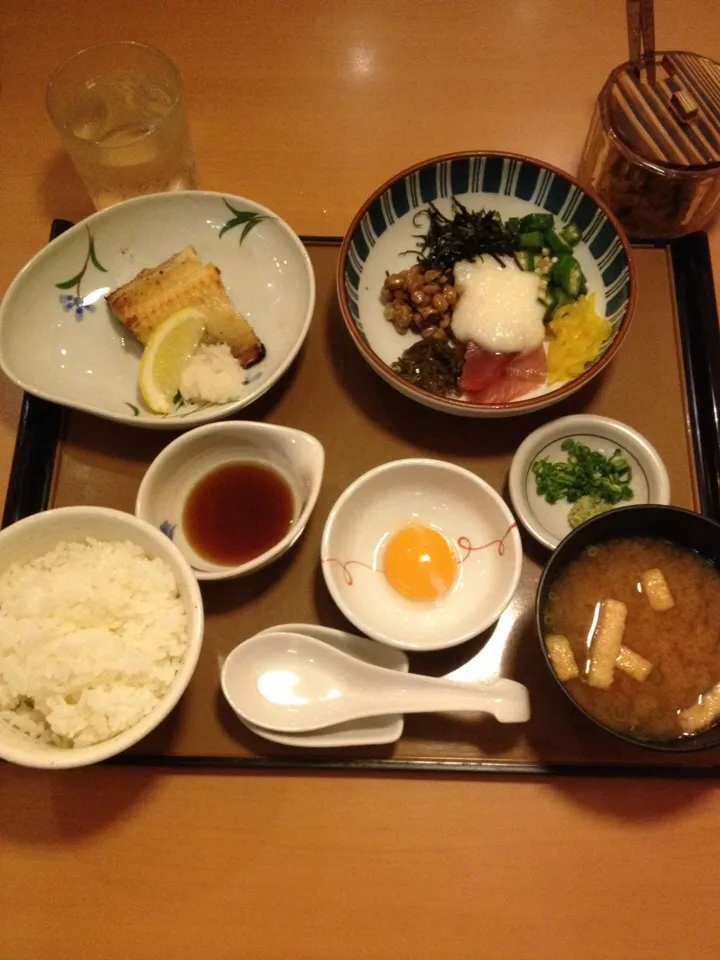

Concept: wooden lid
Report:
left=604, top=52, right=720, bottom=171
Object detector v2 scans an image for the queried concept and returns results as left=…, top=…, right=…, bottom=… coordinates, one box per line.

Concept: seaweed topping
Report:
left=414, top=198, right=515, bottom=271
left=391, top=339, right=465, bottom=396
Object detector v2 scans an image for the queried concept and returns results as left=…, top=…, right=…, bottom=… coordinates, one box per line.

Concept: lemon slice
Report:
left=138, top=307, right=207, bottom=414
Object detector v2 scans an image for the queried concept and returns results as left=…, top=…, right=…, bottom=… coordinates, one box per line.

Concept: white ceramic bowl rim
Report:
left=321, top=457, right=523, bottom=650
left=508, top=414, right=671, bottom=550
left=135, top=421, right=325, bottom=580
left=0, top=506, right=204, bottom=769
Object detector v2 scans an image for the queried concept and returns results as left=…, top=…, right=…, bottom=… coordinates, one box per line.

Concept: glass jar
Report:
left=578, top=51, right=720, bottom=240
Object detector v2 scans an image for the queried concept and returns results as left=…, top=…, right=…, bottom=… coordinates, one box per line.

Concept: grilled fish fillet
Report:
left=106, top=247, right=265, bottom=367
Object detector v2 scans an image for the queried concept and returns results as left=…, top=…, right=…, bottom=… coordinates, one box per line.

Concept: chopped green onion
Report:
left=531, top=439, right=635, bottom=506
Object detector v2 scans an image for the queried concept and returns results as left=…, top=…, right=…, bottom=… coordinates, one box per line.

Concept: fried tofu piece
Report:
left=545, top=634, right=580, bottom=682
left=678, top=681, right=720, bottom=734
left=616, top=646, right=653, bottom=682
left=640, top=568, right=675, bottom=612
left=106, top=246, right=265, bottom=368
left=586, top=599, right=627, bottom=689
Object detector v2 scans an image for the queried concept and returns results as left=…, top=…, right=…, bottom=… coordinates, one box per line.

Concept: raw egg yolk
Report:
left=383, top=525, right=456, bottom=601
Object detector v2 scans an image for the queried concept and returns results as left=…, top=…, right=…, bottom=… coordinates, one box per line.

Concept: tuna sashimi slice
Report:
left=466, top=378, right=537, bottom=404
left=459, top=344, right=511, bottom=393
left=504, top=345, right=547, bottom=383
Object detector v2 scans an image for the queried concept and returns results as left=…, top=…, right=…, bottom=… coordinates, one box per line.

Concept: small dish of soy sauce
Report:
left=135, top=422, right=325, bottom=581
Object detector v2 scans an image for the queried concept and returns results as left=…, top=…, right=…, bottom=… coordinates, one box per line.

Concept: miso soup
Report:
left=544, top=537, right=720, bottom=741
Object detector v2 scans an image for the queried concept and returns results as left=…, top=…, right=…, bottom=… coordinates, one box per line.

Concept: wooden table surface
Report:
left=2, top=2, right=720, bottom=957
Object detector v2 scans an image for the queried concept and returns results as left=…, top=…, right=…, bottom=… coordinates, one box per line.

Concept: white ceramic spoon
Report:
left=221, top=631, right=531, bottom=733
left=239, top=624, right=409, bottom=747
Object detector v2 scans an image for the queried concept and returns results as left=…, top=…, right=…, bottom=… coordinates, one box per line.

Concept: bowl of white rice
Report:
left=0, top=506, right=204, bottom=769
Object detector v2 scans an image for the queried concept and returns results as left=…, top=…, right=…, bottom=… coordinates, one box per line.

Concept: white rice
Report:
left=180, top=342, right=246, bottom=405
left=0, top=538, right=188, bottom=748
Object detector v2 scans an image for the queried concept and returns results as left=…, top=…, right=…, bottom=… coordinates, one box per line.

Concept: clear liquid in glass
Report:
left=63, top=70, right=196, bottom=209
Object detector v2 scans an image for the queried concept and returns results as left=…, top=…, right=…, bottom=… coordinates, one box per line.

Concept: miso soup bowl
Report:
left=535, top=504, right=720, bottom=752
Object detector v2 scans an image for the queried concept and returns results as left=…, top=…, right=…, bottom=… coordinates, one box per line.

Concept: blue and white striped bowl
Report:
left=337, top=152, right=636, bottom=418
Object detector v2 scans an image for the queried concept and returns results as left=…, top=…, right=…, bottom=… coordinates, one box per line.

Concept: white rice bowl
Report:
left=0, top=507, right=203, bottom=769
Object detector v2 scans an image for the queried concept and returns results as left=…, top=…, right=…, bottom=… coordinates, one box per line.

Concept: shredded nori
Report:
left=392, top=339, right=465, bottom=396
left=414, top=197, right=515, bottom=271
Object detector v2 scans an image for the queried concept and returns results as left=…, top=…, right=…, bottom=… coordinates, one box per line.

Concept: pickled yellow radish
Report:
left=546, top=294, right=612, bottom=384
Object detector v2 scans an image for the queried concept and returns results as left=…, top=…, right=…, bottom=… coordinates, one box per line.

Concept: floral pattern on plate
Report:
left=219, top=199, right=273, bottom=248
left=159, top=520, right=177, bottom=541
left=55, top=227, right=107, bottom=319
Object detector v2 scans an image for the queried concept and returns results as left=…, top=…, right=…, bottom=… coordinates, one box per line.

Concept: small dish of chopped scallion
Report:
left=508, top=416, right=670, bottom=551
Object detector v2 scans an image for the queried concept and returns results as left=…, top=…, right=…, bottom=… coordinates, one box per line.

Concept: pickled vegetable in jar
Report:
left=577, top=52, right=720, bottom=239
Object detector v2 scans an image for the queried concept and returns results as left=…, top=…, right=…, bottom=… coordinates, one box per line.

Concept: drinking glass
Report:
left=46, top=41, right=197, bottom=210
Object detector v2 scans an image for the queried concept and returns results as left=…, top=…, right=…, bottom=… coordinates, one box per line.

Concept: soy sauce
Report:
left=182, top=461, right=294, bottom=566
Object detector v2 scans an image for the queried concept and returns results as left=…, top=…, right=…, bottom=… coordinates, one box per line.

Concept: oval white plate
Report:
left=0, top=191, right=315, bottom=429
left=508, top=415, right=671, bottom=549
left=231, top=624, right=408, bottom=748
